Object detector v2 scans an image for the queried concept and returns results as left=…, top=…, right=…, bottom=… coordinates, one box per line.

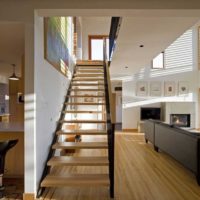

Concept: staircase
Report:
left=37, top=60, right=115, bottom=198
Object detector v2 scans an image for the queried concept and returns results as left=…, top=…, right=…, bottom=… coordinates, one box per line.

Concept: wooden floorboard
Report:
left=39, top=132, right=200, bottom=200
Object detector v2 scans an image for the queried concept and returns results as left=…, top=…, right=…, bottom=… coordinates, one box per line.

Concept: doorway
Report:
left=88, top=35, right=109, bottom=60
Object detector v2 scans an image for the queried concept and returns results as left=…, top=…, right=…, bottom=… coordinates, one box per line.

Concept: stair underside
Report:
left=52, top=142, right=108, bottom=149
left=56, top=129, right=107, bottom=135
left=41, top=174, right=109, bottom=187
left=47, top=156, right=109, bottom=166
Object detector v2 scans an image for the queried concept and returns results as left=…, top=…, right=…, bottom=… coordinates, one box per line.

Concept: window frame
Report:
left=152, top=51, right=165, bottom=69
left=88, top=35, right=108, bottom=60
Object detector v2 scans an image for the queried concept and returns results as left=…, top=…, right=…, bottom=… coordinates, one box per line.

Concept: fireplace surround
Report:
left=170, top=114, right=191, bottom=127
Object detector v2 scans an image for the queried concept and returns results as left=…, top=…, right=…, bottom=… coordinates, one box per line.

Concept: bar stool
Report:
left=0, top=139, right=18, bottom=196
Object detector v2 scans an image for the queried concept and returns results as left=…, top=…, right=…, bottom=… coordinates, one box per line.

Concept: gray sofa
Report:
left=144, top=119, right=200, bottom=185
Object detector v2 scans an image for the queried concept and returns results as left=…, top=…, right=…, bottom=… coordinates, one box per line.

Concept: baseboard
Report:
left=122, top=129, right=138, bottom=132
left=23, top=193, right=35, bottom=200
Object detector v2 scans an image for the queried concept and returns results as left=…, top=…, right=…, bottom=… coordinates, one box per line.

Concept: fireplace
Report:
left=170, top=114, right=190, bottom=127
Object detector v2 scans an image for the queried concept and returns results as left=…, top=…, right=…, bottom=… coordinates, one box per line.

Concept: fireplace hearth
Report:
left=170, top=114, right=190, bottom=127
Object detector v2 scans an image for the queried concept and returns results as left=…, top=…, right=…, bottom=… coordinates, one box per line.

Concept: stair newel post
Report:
left=103, top=38, right=115, bottom=198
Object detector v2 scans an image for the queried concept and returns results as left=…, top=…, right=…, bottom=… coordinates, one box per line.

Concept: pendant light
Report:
left=9, top=64, right=19, bottom=80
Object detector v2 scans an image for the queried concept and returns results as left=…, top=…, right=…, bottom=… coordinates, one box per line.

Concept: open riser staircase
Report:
left=37, top=60, right=115, bottom=198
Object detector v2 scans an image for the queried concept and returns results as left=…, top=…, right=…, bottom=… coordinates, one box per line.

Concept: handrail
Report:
left=103, top=37, right=115, bottom=198
left=36, top=69, right=75, bottom=198
left=109, top=17, right=122, bottom=61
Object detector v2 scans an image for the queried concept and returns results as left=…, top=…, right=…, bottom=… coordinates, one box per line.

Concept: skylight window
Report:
left=152, top=52, right=164, bottom=69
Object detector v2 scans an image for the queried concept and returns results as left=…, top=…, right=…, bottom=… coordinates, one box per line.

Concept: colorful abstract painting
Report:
left=44, top=17, right=69, bottom=76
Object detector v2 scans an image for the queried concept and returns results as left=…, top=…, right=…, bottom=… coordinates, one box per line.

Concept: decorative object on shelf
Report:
left=17, top=93, right=24, bottom=103
left=136, top=81, right=148, bottom=96
left=9, top=64, right=19, bottom=81
left=150, top=81, right=162, bottom=96
left=84, top=94, right=94, bottom=103
left=178, top=81, right=189, bottom=95
left=164, top=81, right=175, bottom=96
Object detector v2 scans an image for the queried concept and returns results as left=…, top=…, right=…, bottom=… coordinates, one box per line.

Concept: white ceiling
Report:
left=110, top=16, right=200, bottom=79
left=0, top=22, right=24, bottom=81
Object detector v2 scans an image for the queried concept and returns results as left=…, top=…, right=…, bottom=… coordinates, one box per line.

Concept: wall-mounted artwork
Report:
left=44, top=17, right=69, bottom=76
left=164, top=81, right=175, bottom=96
left=136, top=81, right=148, bottom=96
left=178, top=81, right=189, bottom=95
left=150, top=81, right=162, bottom=96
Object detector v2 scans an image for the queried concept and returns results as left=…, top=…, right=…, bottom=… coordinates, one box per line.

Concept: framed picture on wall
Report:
left=150, top=81, right=162, bottom=96
left=178, top=81, right=189, bottom=95
left=164, top=81, right=175, bottom=96
left=136, top=81, right=148, bottom=96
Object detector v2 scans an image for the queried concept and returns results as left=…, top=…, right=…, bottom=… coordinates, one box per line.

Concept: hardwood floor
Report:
left=39, top=131, right=200, bottom=200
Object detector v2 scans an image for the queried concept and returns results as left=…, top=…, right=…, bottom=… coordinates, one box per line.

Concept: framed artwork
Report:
left=136, top=81, right=148, bottom=96
left=150, top=81, right=162, bottom=96
left=44, top=17, right=69, bottom=77
left=178, top=81, right=189, bottom=95
left=164, top=81, right=175, bottom=96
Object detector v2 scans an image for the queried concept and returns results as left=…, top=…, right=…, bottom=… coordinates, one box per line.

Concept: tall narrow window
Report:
left=152, top=52, right=164, bottom=69
left=89, top=35, right=109, bottom=60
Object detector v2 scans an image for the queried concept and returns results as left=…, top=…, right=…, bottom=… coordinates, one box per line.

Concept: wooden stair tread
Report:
left=76, top=65, right=103, bottom=67
left=76, top=70, right=104, bottom=73
left=60, top=119, right=106, bottom=123
left=74, top=74, right=104, bottom=77
left=69, top=89, right=105, bottom=91
left=57, top=129, right=107, bottom=135
left=65, top=102, right=105, bottom=105
left=71, top=83, right=105, bottom=86
left=76, top=60, right=103, bottom=65
left=63, top=110, right=104, bottom=114
left=52, top=142, right=108, bottom=149
left=67, top=95, right=105, bottom=98
left=47, top=156, right=109, bottom=166
left=73, top=78, right=104, bottom=81
left=41, top=174, right=109, bottom=187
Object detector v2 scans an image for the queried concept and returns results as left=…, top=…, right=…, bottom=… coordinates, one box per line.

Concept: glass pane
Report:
left=106, top=38, right=109, bottom=60
left=91, top=39, right=103, bottom=60
left=152, top=53, right=164, bottom=69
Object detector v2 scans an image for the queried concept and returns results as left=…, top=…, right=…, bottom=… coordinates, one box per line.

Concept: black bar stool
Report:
left=0, top=139, right=18, bottom=196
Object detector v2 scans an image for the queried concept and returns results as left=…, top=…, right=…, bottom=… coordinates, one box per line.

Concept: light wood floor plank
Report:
left=40, top=132, right=200, bottom=200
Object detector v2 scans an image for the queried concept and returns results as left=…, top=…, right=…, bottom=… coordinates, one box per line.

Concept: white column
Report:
left=24, top=22, right=36, bottom=194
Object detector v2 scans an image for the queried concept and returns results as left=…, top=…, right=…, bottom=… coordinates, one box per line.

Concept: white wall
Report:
left=122, top=28, right=199, bottom=129
left=34, top=15, right=74, bottom=189
left=82, top=17, right=111, bottom=60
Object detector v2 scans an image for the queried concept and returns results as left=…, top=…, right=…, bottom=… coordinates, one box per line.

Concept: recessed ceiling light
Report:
left=140, top=45, right=144, bottom=48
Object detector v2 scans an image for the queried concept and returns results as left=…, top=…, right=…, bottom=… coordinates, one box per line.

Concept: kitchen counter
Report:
left=0, top=122, right=24, bottom=132
left=0, top=122, right=24, bottom=176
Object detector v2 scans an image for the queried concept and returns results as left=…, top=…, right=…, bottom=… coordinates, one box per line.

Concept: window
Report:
left=152, top=52, right=164, bottom=69
left=88, top=35, right=109, bottom=60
